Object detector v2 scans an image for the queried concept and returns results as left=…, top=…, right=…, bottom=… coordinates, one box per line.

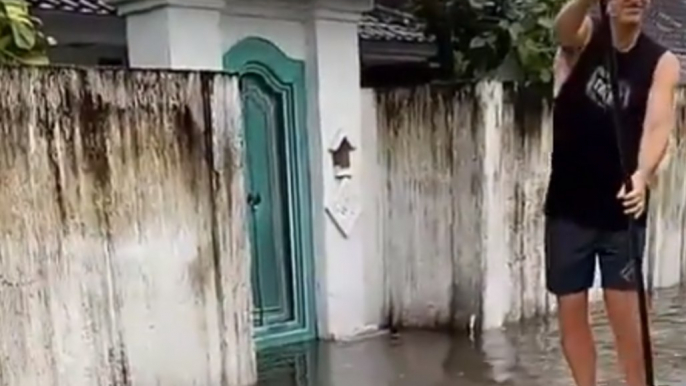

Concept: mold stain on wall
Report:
left=0, top=67, right=255, bottom=386
left=374, top=82, right=686, bottom=331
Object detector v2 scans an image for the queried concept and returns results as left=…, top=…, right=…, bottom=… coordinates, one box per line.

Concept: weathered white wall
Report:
left=373, top=85, right=487, bottom=329
left=360, top=88, right=386, bottom=328
left=479, top=82, right=554, bottom=327
left=646, top=90, right=686, bottom=290
left=367, top=82, right=686, bottom=332
left=0, top=68, right=255, bottom=386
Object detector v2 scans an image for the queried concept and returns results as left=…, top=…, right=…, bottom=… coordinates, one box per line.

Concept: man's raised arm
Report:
left=554, top=0, right=595, bottom=49
left=638, top=52, right=681, bottom=182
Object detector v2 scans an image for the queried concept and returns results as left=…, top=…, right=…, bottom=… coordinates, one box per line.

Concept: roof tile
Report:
left=27, top=0, right=114, bottom=15
left=27, top=0, right=432, bottom=43
left=643, top=0, right=686, bottom=79
left=359, top=5, right=431, bottom=43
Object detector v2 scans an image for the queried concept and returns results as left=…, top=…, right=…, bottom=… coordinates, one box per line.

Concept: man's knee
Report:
left=557, top=292, right=592, bottom=345
left=603, top=289, right=643, bottom=319
left=558, top=292, right=590, bottom=320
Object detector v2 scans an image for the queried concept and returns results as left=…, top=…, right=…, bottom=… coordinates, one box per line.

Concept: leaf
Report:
left=4, top=0, right=31, bottom=24
left=537, top=16, right=554, bottom=29
left=11, top=20, right=35, bottom=49
left=453, top=51, right=469, bottom=74
left=411, top=0, right=563, bottom=83
left=468, top=0, right=485, bottom=10
left=0, top=34, right=11, bottom=51
left=508, top=22, right=523, bottom=41
left=517, top=42, right=533, bottom=66
left=470, top=36, right=487, bottom=48
left=17, top=50, right=48, bottom=65
left=2, top=0, right=35, bottom=50
left=0, top=0, right=50, bottom=65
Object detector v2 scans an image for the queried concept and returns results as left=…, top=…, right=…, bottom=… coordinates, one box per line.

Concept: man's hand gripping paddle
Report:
left=598, top=1, right=655, bottom=385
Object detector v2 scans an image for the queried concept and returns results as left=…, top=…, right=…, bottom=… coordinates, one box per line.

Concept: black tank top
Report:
left=545, top=18, right=667, bottom=230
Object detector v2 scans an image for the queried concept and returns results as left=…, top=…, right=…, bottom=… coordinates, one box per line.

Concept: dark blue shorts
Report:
left=545, top=216, right=646, bottom=296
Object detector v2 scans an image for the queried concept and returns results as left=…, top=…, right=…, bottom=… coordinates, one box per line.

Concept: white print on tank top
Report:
left=585, top=66, right=631, bottom=109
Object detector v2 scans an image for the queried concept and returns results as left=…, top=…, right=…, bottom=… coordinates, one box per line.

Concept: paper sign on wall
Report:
left=325, top=179, right=361, bottom=237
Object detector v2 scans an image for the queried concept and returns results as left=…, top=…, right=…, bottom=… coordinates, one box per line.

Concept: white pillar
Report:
left=109, top=0, right=224, bottom=70
left=479, top=81, right=513, bottom=330
left=306, top=0, right=375, bottom=340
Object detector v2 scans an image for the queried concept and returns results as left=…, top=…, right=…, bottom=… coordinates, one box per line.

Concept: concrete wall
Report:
left=646, top=89, right=686, bottom=290
left=360, top=89, right=386, bottom=328
left=0, top=67, right=255, bottom=386
left=364, top=82, right=686, bottom=332
left=370, top=84, right=500, bottom=330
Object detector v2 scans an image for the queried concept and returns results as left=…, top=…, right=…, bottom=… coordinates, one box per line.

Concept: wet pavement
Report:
left=258, top=287, right=686, bottom=386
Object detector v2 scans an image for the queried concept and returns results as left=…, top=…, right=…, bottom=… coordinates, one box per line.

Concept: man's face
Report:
left=610, top=0, right=651, bottom=25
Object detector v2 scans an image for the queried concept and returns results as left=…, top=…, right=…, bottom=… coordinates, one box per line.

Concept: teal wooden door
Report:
left=224, top=38, right=316, bottom=349
left=243, top=74, right=294, bottom=326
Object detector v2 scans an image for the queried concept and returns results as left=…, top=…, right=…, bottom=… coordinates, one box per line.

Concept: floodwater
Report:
left=257, top=287, right=686, bottom=386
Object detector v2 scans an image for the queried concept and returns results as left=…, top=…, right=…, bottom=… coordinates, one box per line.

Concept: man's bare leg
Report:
left=604, top=289, right=647, bottom=386
left=558, top=291, right=596, bottom=386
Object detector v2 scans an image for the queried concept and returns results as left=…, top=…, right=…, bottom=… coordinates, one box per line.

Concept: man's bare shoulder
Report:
left=659, top=51, right=681, bottom=72
left=653, top=51, right=681, bottom=85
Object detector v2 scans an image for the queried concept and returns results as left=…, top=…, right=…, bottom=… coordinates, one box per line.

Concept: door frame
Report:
left=223, top=37, right=317, bottom=350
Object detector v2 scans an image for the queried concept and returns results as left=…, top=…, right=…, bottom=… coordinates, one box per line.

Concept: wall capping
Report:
left=313, top=0, right=373, bottom=16
left=107, top=0, right=225, bottom=15
left=221, top=0, right=371, bottom=23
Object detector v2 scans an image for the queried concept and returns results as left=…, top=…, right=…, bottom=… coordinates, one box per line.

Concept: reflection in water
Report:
left=258, top=287, right=686, bottom=386
left=257, top=342, right=316, bottom=386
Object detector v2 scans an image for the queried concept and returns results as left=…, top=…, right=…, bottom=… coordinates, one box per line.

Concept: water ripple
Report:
left=258, top=287, right=686, bottom=386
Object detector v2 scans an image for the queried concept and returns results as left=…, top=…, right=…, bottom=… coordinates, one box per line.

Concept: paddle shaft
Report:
left=596, top=1, right=655, bottom=385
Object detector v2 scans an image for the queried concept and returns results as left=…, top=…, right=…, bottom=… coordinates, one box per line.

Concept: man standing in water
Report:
left=546, top=0, right=680, bottom=386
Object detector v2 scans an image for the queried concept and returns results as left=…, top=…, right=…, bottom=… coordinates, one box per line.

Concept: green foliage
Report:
left=0, top=0, right=51, bottom=65
left=414, top=0, right=565, bottom=84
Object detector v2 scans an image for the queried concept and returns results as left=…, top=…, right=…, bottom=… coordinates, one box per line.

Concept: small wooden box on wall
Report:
left=325, top=128, right=360, bottom=237
left=328, top=128, right=355, bottom=179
